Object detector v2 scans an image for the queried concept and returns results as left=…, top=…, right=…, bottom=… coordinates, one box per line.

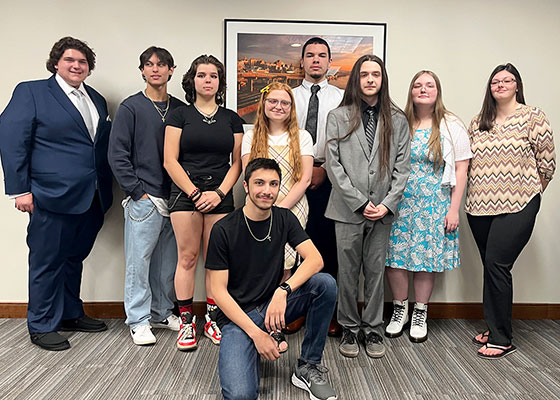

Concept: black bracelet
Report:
left=215, top=188, right=226, bottom=200
left=191, top=191, right=202, bottom=202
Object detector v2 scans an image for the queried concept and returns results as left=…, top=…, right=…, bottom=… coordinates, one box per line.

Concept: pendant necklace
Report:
left=194, top=103, right=219, bottom=125
left=244, top=211, right=273, bottom=242
left=148, top=94, right=170, bottom=122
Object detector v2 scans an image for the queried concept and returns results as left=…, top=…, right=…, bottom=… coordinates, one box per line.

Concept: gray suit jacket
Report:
left=324, top=105, right=411, bottom=225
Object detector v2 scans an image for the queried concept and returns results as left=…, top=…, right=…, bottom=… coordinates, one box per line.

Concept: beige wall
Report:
left=0, top=0, right=558, bottom=304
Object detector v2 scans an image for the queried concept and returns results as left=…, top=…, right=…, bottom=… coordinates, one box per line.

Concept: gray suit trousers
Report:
left=335, top=219, right=391, bottom=336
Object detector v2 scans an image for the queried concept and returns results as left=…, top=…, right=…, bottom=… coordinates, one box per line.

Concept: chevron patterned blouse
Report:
left=465, top=104, right=556, bottom=215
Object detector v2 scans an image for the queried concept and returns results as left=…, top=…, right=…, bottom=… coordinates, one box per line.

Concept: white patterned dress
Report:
left=386, top=128, right=459, bottom=272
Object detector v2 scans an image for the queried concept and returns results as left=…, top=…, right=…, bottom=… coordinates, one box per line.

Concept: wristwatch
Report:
left=279, top=282, right=292, bottom=295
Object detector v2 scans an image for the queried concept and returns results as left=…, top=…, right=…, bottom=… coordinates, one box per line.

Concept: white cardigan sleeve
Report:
left=440, top=115, right=472, bottom=187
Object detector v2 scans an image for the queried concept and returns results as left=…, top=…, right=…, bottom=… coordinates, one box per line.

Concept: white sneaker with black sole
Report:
left=151, top=314, right=181, bottom=331
left=130, top=325, right=156, bottom=346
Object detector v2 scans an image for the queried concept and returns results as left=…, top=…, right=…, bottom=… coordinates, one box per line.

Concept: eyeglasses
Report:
left=265, top=98, right=292, bottom=108
left=490, top=78, right=516, bottom=86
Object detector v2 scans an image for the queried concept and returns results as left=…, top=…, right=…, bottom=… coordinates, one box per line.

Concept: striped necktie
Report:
left=365, top=107, right=377, bottom=153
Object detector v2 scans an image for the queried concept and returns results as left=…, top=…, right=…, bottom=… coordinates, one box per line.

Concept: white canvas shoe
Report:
left=385, top=299, right=409, bottom=338
left=409, top=303, right=428, bottom=343
left=130, top=325, right=156, bottom=346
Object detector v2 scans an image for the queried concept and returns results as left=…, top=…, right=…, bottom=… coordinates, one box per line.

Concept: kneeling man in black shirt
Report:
left=206, top=158, right=337, bottom=400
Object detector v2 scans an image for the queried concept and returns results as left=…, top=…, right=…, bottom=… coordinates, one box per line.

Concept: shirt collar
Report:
left=55, top=73, right=87, bottom=96
left=361, top=100, right=378, bottom=113
left=301, top=78, right=329, bottom=91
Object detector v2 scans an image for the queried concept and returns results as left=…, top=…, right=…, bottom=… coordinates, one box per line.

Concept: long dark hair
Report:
left=478, top=63, right=525, bottom=131
left=339, top=55, right=400, bottom=177
left=181, top=55, right=226, bottom=105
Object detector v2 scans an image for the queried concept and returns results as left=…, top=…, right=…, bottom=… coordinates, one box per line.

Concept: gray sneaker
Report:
left=361, top=331, right=386, bottom=358
left=339, top=328, right=359, bottom=358
left=291, top=363, right=337, bottom=400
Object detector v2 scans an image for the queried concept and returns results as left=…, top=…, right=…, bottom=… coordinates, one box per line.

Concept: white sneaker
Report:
left=385, top=299, right=409, bottom=338
left=177, top=313, right=197, bottom=351
left=204, top=313, right=222, bottom=345
left=130, top=325, right=156, bottom=346
left=409, top=303, right=428, bottom=343
left=151, top=314, right=181, bottom=331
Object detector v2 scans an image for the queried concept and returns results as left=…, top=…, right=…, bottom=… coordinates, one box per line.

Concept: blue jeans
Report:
left=124, top=198, right=177, bottom=328
left=219, top=273, right=337, bottom=400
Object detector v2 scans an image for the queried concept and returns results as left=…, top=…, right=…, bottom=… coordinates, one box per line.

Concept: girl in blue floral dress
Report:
left=385, top=71, right=471, bottom=342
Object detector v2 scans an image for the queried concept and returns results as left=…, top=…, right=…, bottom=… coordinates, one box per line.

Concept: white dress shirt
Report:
left=293, top=79, right=344, bottom=163
left=55, top=73, right=100, bottom=136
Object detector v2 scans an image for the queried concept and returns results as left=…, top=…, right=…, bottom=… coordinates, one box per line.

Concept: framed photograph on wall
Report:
left=224, top=19, right=387, bottom=124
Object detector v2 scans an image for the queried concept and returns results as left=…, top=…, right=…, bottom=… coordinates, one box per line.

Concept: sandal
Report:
left=472, top=330, right=489, bottom=345
left=270, top=331, right=288, bottom=353
left=477, top=343, right=517, bottom=359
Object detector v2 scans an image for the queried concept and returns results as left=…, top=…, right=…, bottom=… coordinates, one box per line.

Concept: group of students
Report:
left=0, top=35, right=556, bottom=400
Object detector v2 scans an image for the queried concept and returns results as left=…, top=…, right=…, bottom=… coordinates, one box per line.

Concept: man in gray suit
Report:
left=324, top=55, right=410, bottom=359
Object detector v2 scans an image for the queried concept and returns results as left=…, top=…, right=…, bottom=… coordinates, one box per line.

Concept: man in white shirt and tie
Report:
left=0, top=37, right=113, bottom=351
left=291, top=37, right=344, bottom=336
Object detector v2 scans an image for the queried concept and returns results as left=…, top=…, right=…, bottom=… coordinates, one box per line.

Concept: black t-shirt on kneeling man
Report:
left=205, top=206, right=309, bottom=328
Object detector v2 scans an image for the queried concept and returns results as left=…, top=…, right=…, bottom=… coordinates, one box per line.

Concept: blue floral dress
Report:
left=386, top=128, right=460, bottom=272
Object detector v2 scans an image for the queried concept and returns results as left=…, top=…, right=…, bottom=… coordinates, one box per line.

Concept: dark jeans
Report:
left=467, top=195, right=540, bottom=346
left=218, top=273, right=337, bottom=400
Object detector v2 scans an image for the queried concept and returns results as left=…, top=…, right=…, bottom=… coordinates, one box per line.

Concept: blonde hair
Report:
left=250, top=82, right=303, bottom=181
left=404, top=70, right=451, bottom=168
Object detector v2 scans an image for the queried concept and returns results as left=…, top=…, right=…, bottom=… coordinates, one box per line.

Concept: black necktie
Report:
left=365, top=107, right=377, bottom=153
left=305, top=84, right=321, bottom=144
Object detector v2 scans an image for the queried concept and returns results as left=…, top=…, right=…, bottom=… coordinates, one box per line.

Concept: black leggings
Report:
left=467, top=195, right=540, bottom=346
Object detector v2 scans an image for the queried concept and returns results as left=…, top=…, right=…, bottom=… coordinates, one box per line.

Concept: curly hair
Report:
left=181, top=55, right=226, bottom=105
left=46, top=36, right=96, bottom=74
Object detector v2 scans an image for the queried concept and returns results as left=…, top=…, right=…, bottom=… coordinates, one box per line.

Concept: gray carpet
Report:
left=0, top=318, right=559, bottom=399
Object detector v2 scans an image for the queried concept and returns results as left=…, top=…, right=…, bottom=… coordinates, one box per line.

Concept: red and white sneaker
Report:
left=204, top=313, right=222, bottom=345
left=177, top=313, right=197, bottom=351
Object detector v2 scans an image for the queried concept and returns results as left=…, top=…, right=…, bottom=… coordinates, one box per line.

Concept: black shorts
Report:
left=168, top=174, right=234, bottom=214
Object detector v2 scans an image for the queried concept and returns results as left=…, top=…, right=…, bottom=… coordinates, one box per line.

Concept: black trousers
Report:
left=467, top=195, right=540, bottom=346
left=305, top=178, right=338, bottom=278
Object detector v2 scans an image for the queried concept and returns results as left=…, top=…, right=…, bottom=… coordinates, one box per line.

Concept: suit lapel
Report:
left=342, top=108, right=370, bottom=159
left=47, top=76, right=91, bottom=140
left=369, top=124, right=381, bottom=163
left=84, top=84, right=105, bottom=143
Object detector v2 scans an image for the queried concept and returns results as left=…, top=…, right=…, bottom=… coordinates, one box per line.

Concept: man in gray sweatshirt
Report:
left=108, top=46, right=186, bottom=346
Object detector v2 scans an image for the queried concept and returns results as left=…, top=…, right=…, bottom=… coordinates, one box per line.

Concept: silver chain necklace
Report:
left=194, top=103, right=218, bottom=125
left=243, top=211, right=272, bottom=242
left=147, top=94, right=170, bottom=122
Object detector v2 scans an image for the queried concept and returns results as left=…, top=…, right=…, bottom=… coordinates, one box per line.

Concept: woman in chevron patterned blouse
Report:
left=466, top=63, right=556, bottom=359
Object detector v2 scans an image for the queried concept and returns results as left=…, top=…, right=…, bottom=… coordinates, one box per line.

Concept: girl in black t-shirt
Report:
left=164, top=55, right=243, bottom=351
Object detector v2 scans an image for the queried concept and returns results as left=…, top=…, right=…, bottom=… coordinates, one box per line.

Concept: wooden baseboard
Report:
left=1, top=302, right=558, bottom=320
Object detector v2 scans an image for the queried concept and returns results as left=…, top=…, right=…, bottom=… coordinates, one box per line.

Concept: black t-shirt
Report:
left=166, top=105, right=244, bottom=180
left=205, top=207, right=309, bottom=328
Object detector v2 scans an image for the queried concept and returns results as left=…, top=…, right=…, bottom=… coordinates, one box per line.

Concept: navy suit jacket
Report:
left=0, top=75, right=113, bottom=214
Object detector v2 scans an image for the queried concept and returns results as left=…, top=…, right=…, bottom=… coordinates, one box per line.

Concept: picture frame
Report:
left=224, top=19, right=387, bottom=123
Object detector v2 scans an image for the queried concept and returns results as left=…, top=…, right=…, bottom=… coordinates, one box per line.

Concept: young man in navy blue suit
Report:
left=0, top=37, right=113, bottom=351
